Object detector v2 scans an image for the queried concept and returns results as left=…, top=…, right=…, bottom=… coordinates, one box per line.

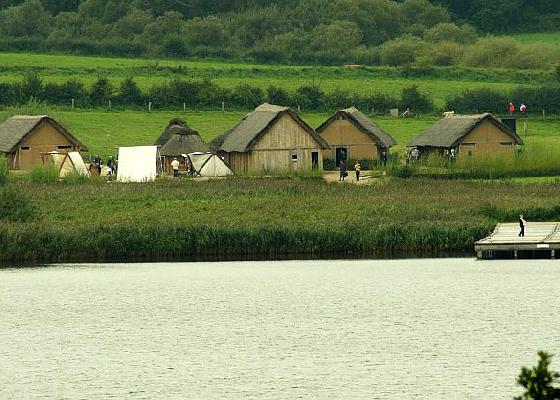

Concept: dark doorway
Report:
left=311, top=151, right=319, bottom=169
left=335, top=147, right=347, bottom=167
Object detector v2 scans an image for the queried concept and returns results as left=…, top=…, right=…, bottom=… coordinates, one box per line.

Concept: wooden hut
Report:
left=408, top=113, right=523, bottom=158
left=0, top=115, right=87, bottom=170
left=211, top=103, right=329, bottom=173
left=155, top=119, right=209, bottom=173
left=316, top=107, right=396, bottom=166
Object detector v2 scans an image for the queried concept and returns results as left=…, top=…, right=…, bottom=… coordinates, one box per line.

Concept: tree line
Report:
left=2, top=72, right=560, bottom=115
left=1, top=0, right=559, bottom=68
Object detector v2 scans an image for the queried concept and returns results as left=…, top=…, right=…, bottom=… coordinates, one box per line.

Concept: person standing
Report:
left=381, top=150, right=388, bottom=166
left=106, top=156, right=114, bottom=176
left=354, top=160, right=361, bottom=181
left=339, top=160, right=347, bottom=182
left=171, top=157, right=180, bottom=178
left=518, top=214, right=526, bottom=237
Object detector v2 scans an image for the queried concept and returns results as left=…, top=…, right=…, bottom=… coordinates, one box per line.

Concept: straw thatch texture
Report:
left=212, top=103, right=328, bottom=153
left=156, top=119, right=209, bottom=156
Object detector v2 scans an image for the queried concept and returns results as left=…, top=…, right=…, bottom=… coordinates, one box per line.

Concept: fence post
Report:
left=543, top=109, right=546, bottom=120
left=183, top=102, right=186, bottom=112
left=71, top=98, right=75, bottom=110
left=108, top=99, right=112, bottom=110
left=222, top=101, right=225, bottom=113
left=149, top=102, right=152, bottom=112
left=297, top=105, right=301, bottom=113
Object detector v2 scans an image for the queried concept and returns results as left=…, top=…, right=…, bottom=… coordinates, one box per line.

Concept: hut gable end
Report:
left=252, top=114, right=323, bottom=151
left=408, top=113, right=523, bottom=148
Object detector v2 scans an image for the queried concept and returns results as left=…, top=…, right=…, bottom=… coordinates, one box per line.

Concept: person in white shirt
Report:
left=171, top=157, right=180, bottom=177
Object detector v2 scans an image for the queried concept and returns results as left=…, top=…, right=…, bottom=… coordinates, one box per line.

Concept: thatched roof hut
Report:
left=408, top=113, right=523, bottom=158
left=156, top=119, right=209, bottom=157
left=0, top=115, right=87, bottom=170
left=211, top=103, right=328, bottom=173
left=316, top=107, right=396, bottom=165
left=317, top=107, right=396, bottom=149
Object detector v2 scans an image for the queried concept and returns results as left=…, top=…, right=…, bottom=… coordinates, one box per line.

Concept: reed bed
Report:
left=2, top=177, right=560, bottom=262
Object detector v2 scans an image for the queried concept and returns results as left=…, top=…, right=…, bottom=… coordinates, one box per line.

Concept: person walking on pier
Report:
left=518, top=214, right=526, bottom=237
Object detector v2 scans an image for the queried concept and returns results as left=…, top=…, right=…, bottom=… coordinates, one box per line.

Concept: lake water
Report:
left=0, top=258, right=559, bottom=399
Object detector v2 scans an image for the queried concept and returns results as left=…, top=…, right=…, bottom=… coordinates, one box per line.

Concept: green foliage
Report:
left=90, top=76, right=114, bottom=106
left=0, top=154, right=8, bottom=185
left=401, top=85, right=433, bottom=113
left=29, top=164, right=59, bottom=184
left=515, top=351, right=560, bottom=400
left=380, top=35, right=425, bottom=66
left=119, top=77, right=143, bottom=106
left=0, top=185, right=38, bottom=222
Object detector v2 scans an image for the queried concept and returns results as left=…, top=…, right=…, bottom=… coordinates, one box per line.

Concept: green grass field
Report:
left=0, top=52, right=549, bottom=108
left=513, top=31, right=560, bottom=47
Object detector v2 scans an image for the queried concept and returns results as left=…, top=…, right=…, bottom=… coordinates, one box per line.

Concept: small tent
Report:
left=42, top=151, right=90, bottom=178
left=186, top=152, right=233, bottom=177
left=117, top=146, right=161, bottom=183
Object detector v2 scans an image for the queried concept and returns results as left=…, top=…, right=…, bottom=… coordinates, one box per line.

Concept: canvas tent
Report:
left=185, top=152, right=233, bottom=177
left=42, top=151, right=89, bottom=178
left=117, top=146, right=161, bottom=182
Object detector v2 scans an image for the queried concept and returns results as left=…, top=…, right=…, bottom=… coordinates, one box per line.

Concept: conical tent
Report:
left=43, top=151, right=90, bottom=178
left=187, top=152, right=233, bottom=177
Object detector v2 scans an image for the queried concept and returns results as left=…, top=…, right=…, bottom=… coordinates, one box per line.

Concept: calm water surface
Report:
left=0, top=258, right=559, bottom=399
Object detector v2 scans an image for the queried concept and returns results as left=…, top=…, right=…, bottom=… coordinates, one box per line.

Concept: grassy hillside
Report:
left=0, top=52, right=548, bottom=108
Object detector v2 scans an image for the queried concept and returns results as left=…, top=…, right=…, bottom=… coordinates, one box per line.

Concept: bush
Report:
left=379, top=35, right=425, bottom=66
left=29, top=164, right=59, bottom=184
left=401, top=85, right=433, bottom=113
left=0, top=155, right=8, bottom=185
left=0, top=186, right=38, bottom=222
left=388, top=164, right=417, bottom=178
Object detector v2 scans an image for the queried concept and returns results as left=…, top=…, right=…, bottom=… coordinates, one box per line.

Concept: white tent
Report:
left=43, top=151, right=89, bottom=178
left=117, top=146, right=160, bottom=183
left=186, top=152, right=233, bottom=177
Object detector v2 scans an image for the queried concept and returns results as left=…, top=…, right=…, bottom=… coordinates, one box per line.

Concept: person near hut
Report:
left=381, top=150, right=388, bottom=166
left=171, top=157, right=180, bottom=177
left=94, top=155, right=102, bottom=176
left=339, top=160, right=347, bottom=181
left=518, top=214, right=526, bottom=237
left=106, top=156, right=114, bottom=176
left=354, top=161, right=361, bottom=181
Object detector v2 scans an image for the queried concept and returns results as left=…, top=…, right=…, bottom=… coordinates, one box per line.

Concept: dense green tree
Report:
left=119, top=77, right=143, bottom=106
left=90, top=76, right=114, bottom=106
left=0, top=0, right=51, bottom=37
left=515, top=351, right=560, bottom=400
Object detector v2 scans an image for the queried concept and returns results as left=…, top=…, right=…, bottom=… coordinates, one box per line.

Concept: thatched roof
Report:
left=156, top=119, right=208, bottom=156
left=154, top=118, right=198, bottom=146
left=0, top=115, right=87, bottom=153
left=316, top=107, right=397, bottom=148
left=408, top=113, right=523, bottom=148
left=211, top=103, right=329, bottom=153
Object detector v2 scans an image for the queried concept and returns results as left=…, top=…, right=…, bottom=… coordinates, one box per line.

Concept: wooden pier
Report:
left=475, top=222, right=560, bottom=259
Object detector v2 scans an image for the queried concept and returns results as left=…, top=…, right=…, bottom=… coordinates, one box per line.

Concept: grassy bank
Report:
left=2, top=177, right=560, bottom=262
